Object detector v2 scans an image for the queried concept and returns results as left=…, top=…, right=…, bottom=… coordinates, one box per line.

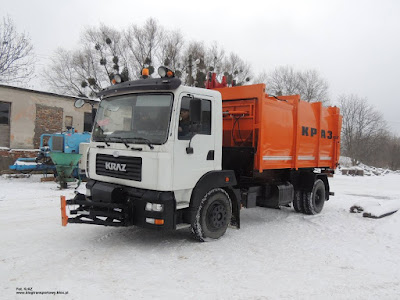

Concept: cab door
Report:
left=172, top=93, right=216, bottom=190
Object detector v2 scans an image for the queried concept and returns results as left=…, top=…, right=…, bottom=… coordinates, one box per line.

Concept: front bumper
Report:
left=61, top=180, right=176, bottom=230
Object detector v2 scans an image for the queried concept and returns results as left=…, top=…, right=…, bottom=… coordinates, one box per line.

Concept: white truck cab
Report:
left=88, top=79, right=223, bottom=205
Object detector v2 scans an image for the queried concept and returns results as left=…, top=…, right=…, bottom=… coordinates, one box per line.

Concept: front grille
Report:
left=96, top=154, right=142, bottom=181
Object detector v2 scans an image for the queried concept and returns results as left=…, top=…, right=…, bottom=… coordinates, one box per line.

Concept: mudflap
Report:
left=61, top=193, right=131, bottom=227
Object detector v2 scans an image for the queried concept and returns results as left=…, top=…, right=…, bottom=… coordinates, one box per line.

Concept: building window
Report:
left=84, top=111, right=95, bottom=132
left=0, top=101, right=11, bottom=125
left=65, top=116, right=73, bottom=129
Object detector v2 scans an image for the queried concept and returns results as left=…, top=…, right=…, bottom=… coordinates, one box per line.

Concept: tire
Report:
left=293, top=190, right=305, bottom=213
left=303, top=179, right=326, bottom=215
left=191, top=188, right=232, bottom=242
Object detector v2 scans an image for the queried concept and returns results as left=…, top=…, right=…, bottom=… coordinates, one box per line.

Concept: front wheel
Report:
left=191, top=188, right=232, bottom=242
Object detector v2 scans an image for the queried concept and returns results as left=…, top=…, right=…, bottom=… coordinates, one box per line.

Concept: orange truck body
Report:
left=214, top=84, right=342, bottom=173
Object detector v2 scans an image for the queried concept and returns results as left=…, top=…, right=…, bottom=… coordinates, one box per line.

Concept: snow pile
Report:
left=356, top=163, right=394, bottom=176
left=339, top=156, right=395, bottom=176
left=338, top=156, right=353, bottom=168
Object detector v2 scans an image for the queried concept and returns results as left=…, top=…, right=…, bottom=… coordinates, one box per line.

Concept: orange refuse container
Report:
left=215, top=84, right=342, bottom=172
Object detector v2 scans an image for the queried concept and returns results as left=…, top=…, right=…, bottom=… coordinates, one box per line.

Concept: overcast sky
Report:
left=2, top=0, right=400, bottom=134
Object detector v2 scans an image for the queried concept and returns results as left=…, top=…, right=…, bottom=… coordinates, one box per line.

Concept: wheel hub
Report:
left=315, top=191, right=323, bottom=206
left=207, top=202, right=227, bottom=230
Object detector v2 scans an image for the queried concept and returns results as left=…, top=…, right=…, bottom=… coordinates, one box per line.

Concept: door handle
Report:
left=207, top=150, right=214, bottom=160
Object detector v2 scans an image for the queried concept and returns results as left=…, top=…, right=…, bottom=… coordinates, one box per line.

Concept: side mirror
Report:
left=189, top=99, right=202, bottom=123
left=74, top=99, right=86, bottom=108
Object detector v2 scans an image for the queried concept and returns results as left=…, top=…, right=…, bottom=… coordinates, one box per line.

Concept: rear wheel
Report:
left=293, top=190, right=305, bottom=213
left=303, top=179, right=326, bottom=215
left=192, top=188, right=232, bottom=242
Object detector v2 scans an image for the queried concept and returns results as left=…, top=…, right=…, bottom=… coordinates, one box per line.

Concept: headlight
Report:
left=111, top=74, right=123, bottom=84
left=145, top=202, right=164, bottom=212
left=157, top=66, right=174, bottom=78
left=158, top=66, right=167, bottom=77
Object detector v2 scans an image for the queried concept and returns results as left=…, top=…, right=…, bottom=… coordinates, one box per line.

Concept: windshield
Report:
left=92, top=93, right=173, bottom=145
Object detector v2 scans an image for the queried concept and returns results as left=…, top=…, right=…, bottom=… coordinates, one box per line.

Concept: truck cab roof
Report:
left=97, top=77, right=183, bottom=98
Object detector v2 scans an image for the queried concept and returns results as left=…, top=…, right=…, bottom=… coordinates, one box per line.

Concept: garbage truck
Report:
left=61, top=66, right=342, bottom=241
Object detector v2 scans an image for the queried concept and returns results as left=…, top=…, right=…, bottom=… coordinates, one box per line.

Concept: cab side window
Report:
left=178, top=97, right=211, bottom=140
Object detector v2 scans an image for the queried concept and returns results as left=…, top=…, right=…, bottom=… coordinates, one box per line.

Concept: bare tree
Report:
left=72, top=48, right=107, bottom=97
left=339, top=94, right=388, bottom=166
left=252, top=70, right=268, bottom=85
left=298, top=69, right=329, bottom=103
left=44, top=25, right=128, bottom=98
left=260, top=66, right=329, bottom=104
left=0, top=16, right=35, bottom=84
left=221, top=52, right=252, bottom=86
left=82, top=24, right=127, bottom=83
left=264, top=66, right=301, bottom=96
left=205, top=42, right=225, bottom=74
left=43, top=48, right=88, bottom=97
left=44, top=19, right=166, bottom=97
left=124, top=18, right=164, bottom=78
left=42, top=18, right=253, bottom=97
left=157, top=30, right=185, bottom=76
left=43, top=48, right=103, bottom=98
left=182, top=41, right=206, bottom=86
left=387, top=135, right=400, bottom=170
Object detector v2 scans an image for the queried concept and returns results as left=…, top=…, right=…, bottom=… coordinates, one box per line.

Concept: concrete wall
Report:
left=0, top=86, right=95, bottom=149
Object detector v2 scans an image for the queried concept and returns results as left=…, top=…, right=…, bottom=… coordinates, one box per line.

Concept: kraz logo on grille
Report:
left=105, top=162, right=127, bottom=172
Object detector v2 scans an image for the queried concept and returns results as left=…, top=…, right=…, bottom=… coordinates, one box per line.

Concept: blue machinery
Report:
left=9, top=128, right=91, bottom=188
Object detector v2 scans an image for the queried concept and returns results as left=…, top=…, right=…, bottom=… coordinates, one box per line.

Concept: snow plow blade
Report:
left=60, top=193, right=131, bottom=227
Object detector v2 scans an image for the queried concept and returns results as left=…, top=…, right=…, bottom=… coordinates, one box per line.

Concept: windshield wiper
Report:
left=96, top=137, right=110, bottom=146
left=109, top=136, right=129, bottom=148
left=130, top=137, right=154, bottom=150
left=95, top=136, right=154, bottom=150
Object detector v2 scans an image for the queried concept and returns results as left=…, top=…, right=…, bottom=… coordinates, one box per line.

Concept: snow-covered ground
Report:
left=1, top=174, right=400, bottom=299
